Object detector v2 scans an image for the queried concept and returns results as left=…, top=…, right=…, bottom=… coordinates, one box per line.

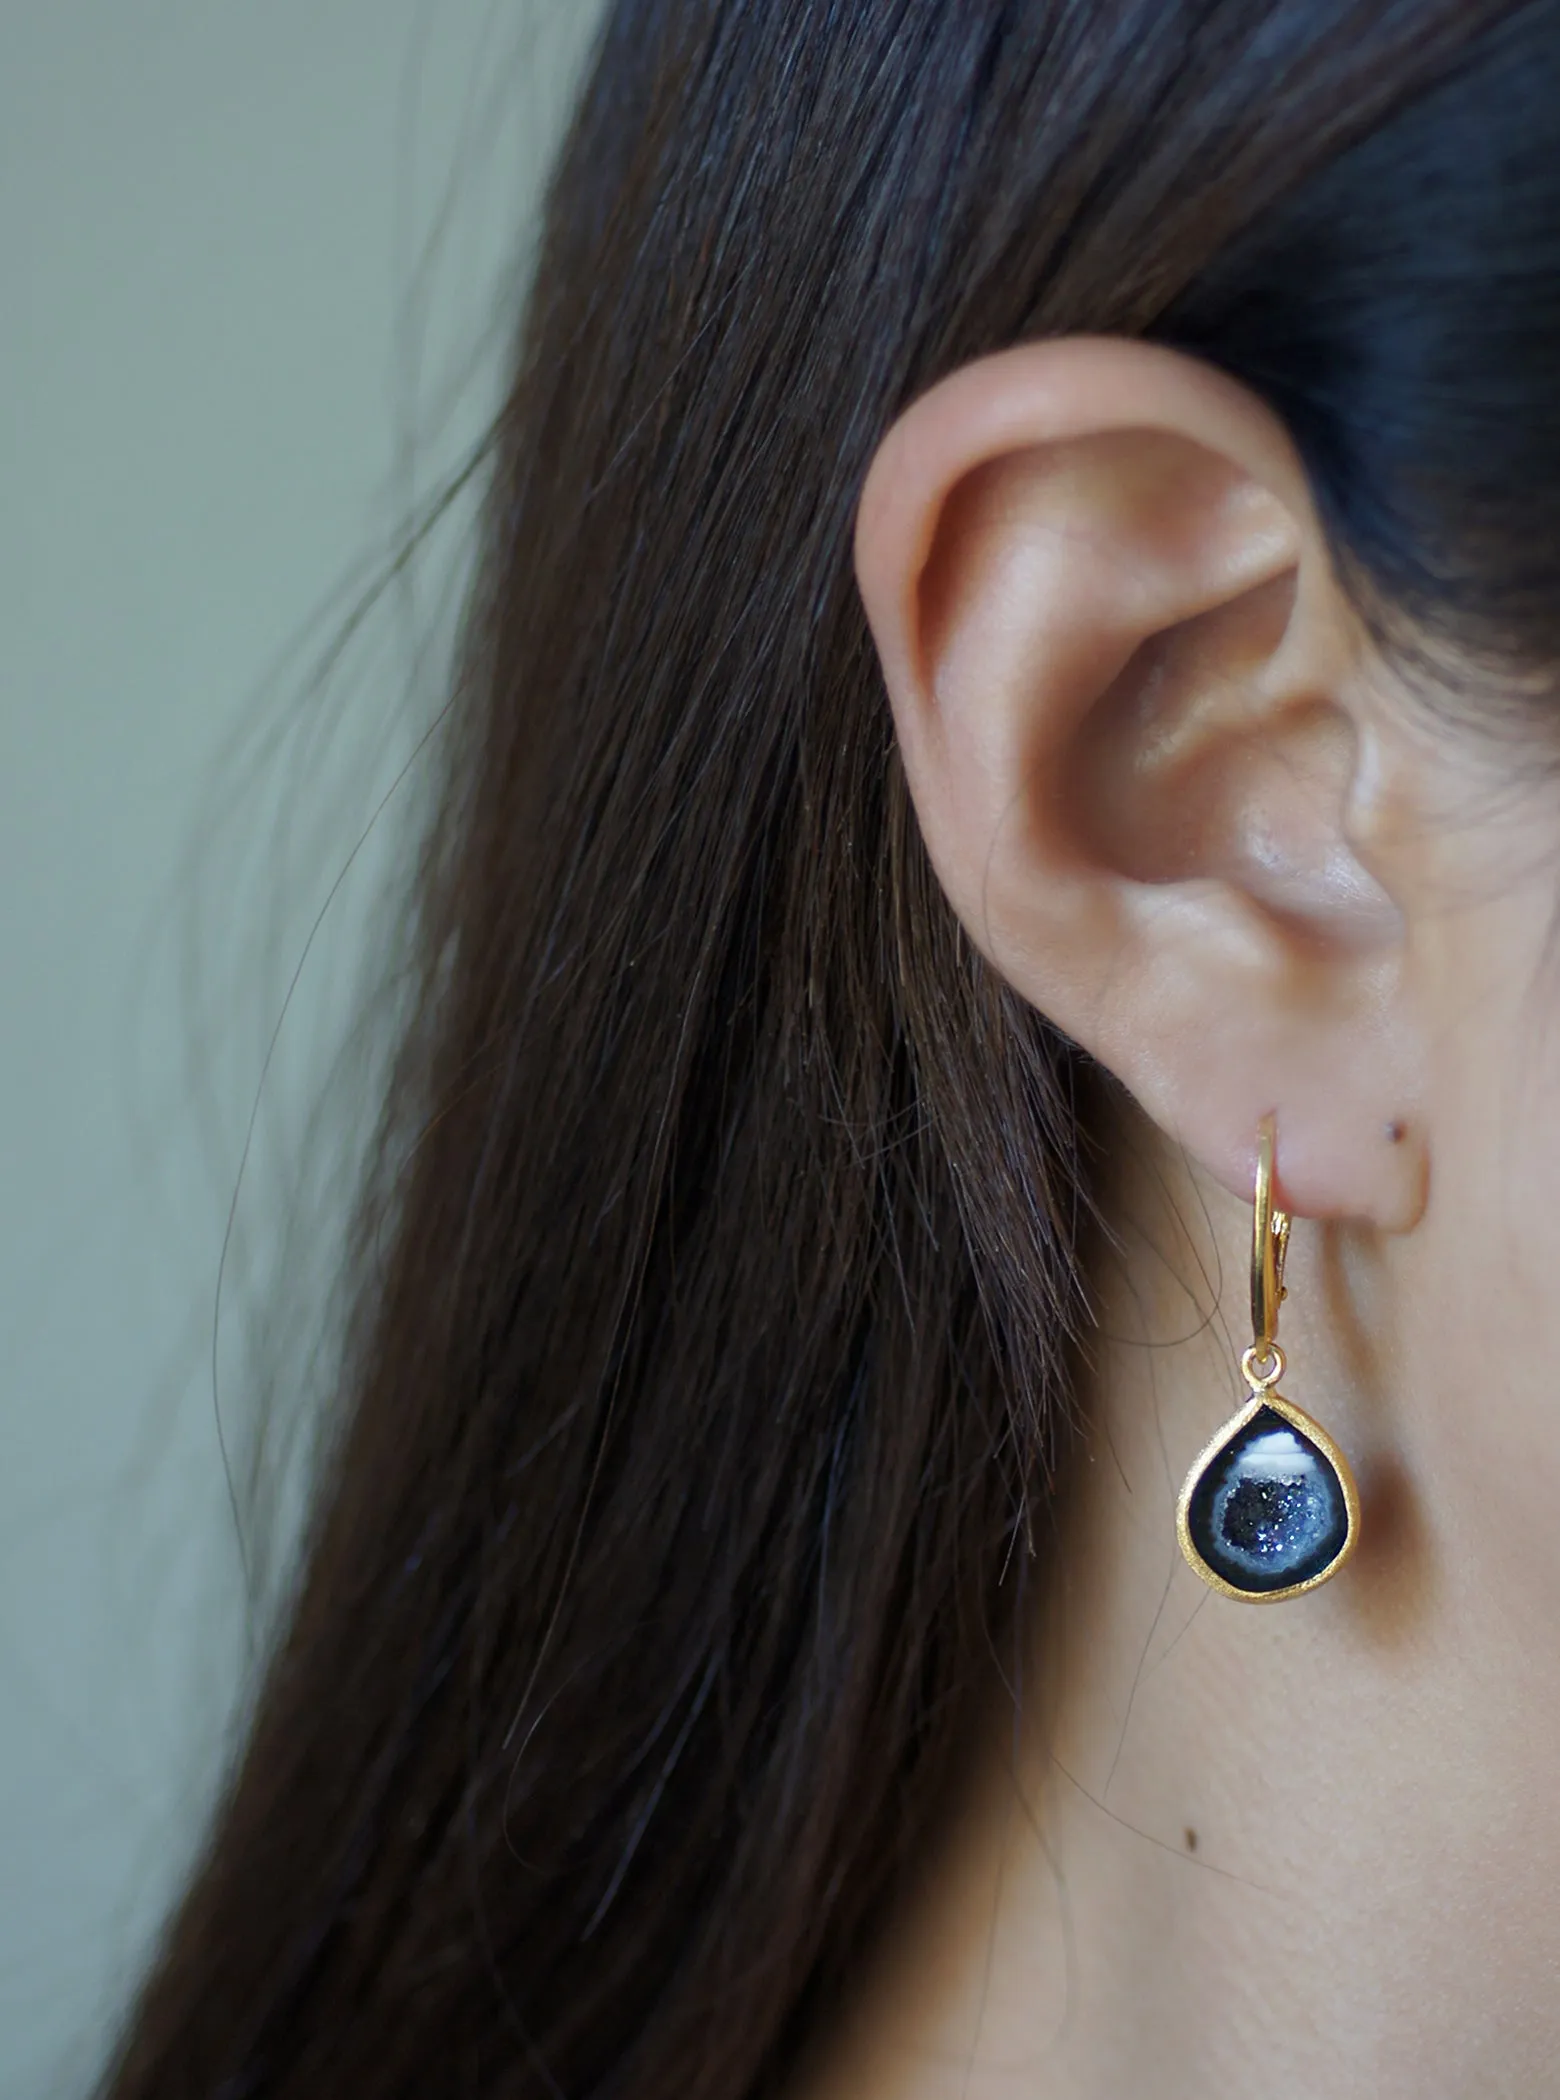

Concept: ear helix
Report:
left=1176, top=1116, right=1360, bottom=1603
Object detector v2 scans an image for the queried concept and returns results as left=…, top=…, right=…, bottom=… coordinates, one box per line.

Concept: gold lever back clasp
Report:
left=1247, top=1115, right=1290, bottom=1387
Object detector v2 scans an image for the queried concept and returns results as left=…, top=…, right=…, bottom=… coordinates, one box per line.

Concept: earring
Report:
left=1176, top=1116, right=1360, bottom=1602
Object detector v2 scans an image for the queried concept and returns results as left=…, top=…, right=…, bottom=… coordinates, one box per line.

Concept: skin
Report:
left=792, top=338, right=1560, bottom=2097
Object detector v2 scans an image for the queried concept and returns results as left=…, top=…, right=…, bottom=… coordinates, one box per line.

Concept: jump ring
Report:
left=1241, top=1342, right=1286, bottom=1390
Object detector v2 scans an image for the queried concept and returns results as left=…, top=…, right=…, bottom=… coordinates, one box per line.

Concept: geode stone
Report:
left=1185, top=1404, right=1350, bottom=1595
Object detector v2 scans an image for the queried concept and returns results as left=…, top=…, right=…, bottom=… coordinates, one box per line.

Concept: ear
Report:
left=855, top=336, right=1425, bottom=1228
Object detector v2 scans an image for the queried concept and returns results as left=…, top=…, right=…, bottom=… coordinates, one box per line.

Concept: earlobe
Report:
left=855, top=336, right=1427, bottom=1233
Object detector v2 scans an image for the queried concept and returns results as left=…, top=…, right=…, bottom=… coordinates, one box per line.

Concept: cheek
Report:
left=1397, top=869, right=1560, bottom=1620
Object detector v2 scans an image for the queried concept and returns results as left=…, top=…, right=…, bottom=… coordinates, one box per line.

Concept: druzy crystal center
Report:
left=1185, top=1404, right=1350, bottom=1595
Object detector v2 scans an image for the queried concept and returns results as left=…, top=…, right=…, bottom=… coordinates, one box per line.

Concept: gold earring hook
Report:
left=1249, top=1114, right=1290, bottom=1369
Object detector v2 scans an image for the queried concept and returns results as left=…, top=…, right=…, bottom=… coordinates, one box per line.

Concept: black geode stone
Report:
left=1185, top=1404, right=1350, bottom=1595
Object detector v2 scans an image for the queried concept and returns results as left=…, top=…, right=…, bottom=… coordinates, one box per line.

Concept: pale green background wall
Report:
left=0, top=7, right=598, bottom=2093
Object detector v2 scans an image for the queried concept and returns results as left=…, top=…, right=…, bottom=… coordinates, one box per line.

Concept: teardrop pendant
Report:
left=1177, top=1382, right=1359, bottom=1601
left=1175, top=1116, right=1360, bottom=1603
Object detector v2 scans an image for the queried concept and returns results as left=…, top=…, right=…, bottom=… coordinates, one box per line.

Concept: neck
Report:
left=794, top=1112, right=1560, bottom=2100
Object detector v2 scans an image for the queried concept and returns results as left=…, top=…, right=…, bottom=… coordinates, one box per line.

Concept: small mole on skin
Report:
left=1184, top=1827, right=1198, bottom=1853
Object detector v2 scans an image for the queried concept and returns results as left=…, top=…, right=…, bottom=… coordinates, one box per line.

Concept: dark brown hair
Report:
left=102, top=4, right=1560, bottom=2095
